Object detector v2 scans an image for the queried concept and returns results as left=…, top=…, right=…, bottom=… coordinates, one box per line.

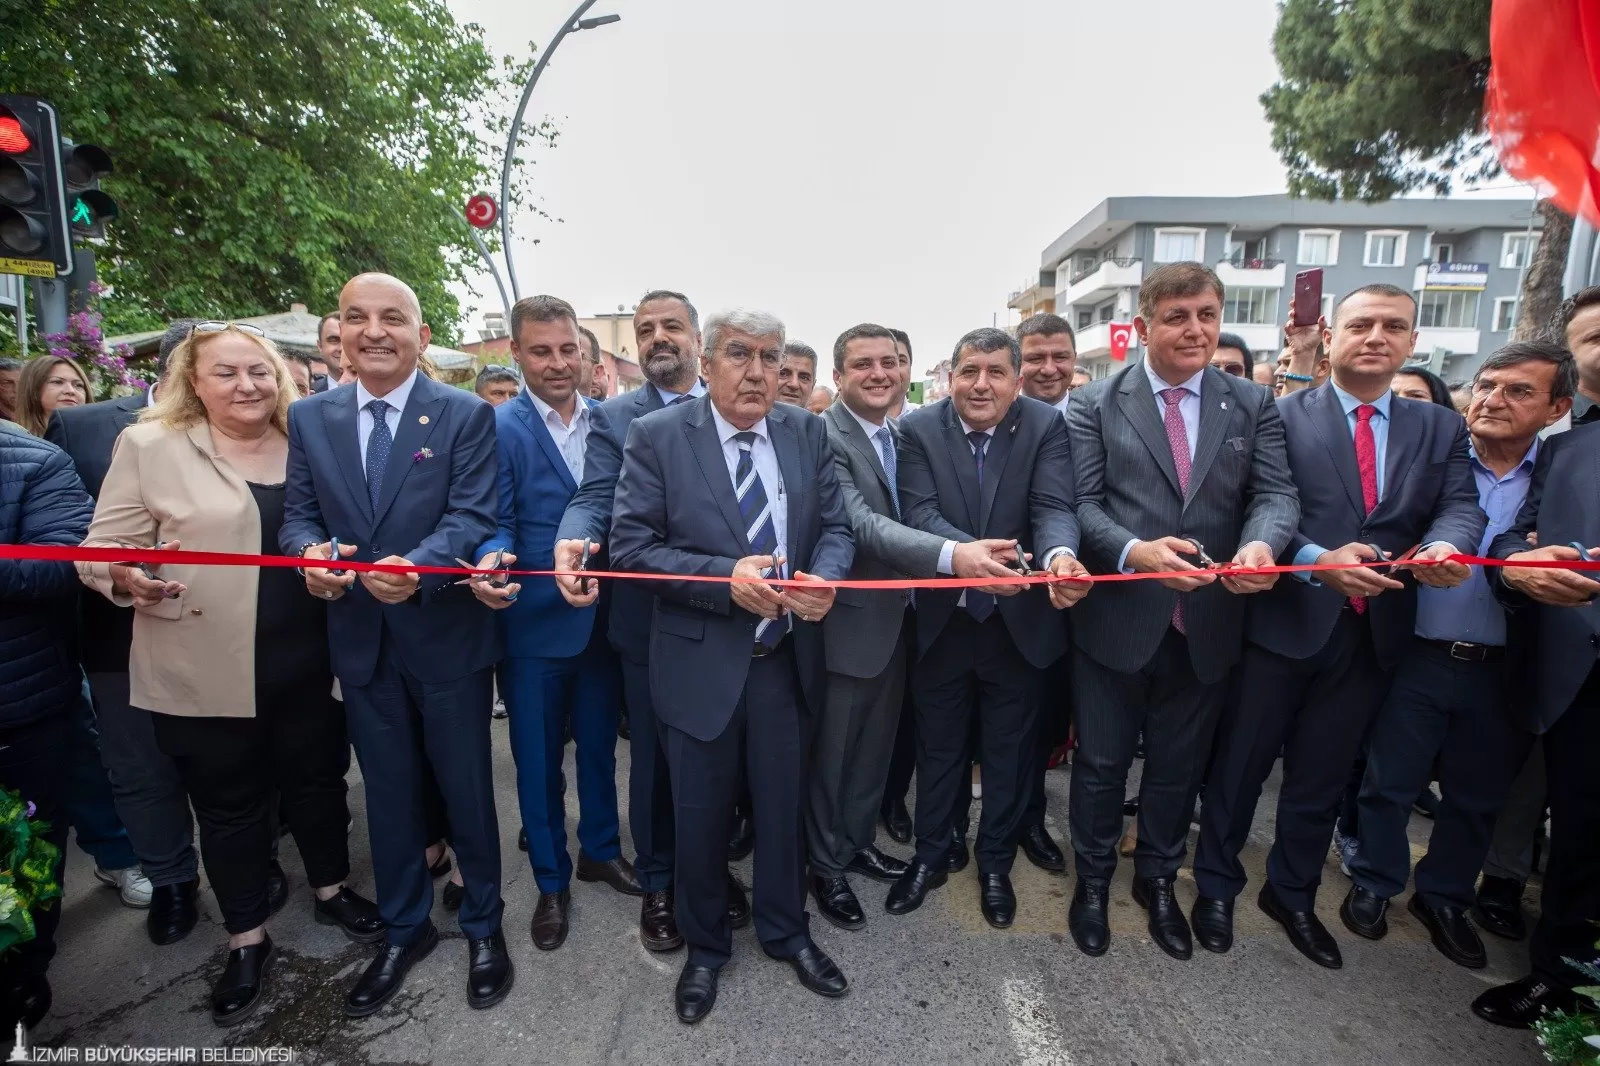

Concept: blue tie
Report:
left=365, top=399, right=392, bottom=510
left=874, top=426, right=899, bottom=519
left=966, top=430, right=995, bottom=623
left=734, top=432, right=787, bottom=651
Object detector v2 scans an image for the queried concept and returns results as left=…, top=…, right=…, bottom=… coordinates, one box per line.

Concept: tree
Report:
left=1261, top=0, right=1570, bottom=345
left=0, top=0, right=541, bottom=344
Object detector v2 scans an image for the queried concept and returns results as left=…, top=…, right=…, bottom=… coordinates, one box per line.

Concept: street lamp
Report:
left=499, top=1, right=621, bottom=299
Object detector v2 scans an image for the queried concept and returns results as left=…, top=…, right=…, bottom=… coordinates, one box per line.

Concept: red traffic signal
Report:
left=0, top=96, right=71, bottom=277
left=0, top=115, right=30, bottom=155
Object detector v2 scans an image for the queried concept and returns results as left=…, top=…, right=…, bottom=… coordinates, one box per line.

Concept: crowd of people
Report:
left=0, top=263, right=1596, bottom=1043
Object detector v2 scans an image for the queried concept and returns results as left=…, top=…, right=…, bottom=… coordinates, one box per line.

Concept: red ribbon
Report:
left=5, top=544, right=1597, bottom=589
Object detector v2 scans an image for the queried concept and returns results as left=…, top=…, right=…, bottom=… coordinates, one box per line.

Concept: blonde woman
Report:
left=14, top=355, right=90, bottom=436
left=78, top=322, right=382, bottom=1027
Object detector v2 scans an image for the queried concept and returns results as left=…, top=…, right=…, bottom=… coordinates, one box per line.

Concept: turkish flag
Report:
left=1485, top=0, right=1600, bottom=225
left=1108, top=323, right=1134, bottom=362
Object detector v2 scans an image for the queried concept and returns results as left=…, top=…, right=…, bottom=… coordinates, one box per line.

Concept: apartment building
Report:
left=1020, top=194, right=1541, bottom=382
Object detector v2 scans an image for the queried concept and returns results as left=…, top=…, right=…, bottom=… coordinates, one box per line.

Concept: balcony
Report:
left=1216, top=258, right=1286, bottom=288
left=1074, top=320, right=1138, bottom=360
left=1006, top=281, right=1055, bottom=316
left=1062, top=257, right=1143, bottom=308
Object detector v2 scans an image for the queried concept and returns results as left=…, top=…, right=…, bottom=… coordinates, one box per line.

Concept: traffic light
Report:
left=61, top=139, right=116, bottom=240
left=0, top=94, right=71, bottom=278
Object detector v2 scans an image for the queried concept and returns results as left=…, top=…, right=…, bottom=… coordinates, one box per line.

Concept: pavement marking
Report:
left=1001, top=976, right=1073, bottom=1066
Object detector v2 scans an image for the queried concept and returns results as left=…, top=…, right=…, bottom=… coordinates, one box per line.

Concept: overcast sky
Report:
left=444, top=0, right=1527, bottom=371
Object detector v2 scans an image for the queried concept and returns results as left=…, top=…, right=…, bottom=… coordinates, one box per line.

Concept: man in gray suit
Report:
left=807, top=324, right=1021, bottom=931
left=1065, top=262, right=1299, bottom=961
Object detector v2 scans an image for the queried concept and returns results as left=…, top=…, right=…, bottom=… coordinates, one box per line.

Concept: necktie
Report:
left=669, top=394, right=692, bottom=406
left=966, top=430, right=995, bottom=623
left=1351, top=404, right=1379, bottom=615
left=1159, top=388, right=1192, bottom=633
left=365, top=399, right=392, bottom=510
left=734, top=431, right=786, bottom=651
left=874, top=426, right=899, bottom=518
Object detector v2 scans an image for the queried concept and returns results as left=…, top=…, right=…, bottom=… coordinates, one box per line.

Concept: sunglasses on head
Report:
left=189, top=321, right=267, bottom=339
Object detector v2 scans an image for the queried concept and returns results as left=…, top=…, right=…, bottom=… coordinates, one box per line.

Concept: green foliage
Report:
left=0, top=0, right=544, bottom=344
left=0, top=788, right=62, bottom=956
left=1262, top=0, right=1496, bottom=200
left=1533, top=943, right=1600, bottom=1065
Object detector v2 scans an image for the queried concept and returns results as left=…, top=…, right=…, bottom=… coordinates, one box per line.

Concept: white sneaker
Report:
left=94, top=865, right=154, bottom=908
left=1332, top=832, right=1359, bottom=878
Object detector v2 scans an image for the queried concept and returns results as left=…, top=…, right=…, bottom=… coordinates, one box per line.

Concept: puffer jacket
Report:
left=0, top=420, right=94, bottom=727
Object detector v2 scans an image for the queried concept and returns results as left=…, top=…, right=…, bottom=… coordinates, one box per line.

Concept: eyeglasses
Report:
left=189, top=321, right=266, bottom=339
left=717, top=343, right=782, bottom=370
left=1214, top=362, right=1247, bottom=377
left=1471, top=379, right=1549, bottom=404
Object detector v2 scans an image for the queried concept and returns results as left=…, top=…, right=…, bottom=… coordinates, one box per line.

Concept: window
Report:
left=1364, top=230, right=1408, bottom=267
left=1223, top=286, right=1279, bottom=325
left=1153, top=227, right=1204, bottom=263
left=1095, top=301, right=1116, bottom=324
left=1433, top=242, right=1453, bottom=264
left=1297, top=229, right=1340, bottom=266
left=1076, top=308, right=1093, bottom=330
left=1502, top=232, right=1538, bottom=269
left=1493, top=297, right=1519, bottom=333
left=1418, top=290, right=1481, bottom=330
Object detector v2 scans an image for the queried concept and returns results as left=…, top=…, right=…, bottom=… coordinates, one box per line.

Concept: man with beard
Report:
left=554, top=290, right=750, bottom=952
left=777, top=342, right=818, bottom=407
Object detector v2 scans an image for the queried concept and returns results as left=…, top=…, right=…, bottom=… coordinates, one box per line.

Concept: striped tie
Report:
left=734, top=431, right=786, bottom=651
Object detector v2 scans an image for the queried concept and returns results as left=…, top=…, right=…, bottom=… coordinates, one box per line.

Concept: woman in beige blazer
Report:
left=79, top=323, right=382, bottom=1027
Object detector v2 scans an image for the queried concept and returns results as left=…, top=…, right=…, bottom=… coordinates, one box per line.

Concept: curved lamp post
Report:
left=499, top=1, right=621, bottom=299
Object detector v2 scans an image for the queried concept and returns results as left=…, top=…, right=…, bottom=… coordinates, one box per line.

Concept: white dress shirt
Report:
left=1117, top=361, right=1204, bottom=572
left=654, top=379, right=707, bottom=405
left=355, top=369, right=418, bottom=469
left=709, top=404, right=787, bottom=569
left=1052, top=394, right=1071, bottom=420
left=526, top=389, right=590, bottom=483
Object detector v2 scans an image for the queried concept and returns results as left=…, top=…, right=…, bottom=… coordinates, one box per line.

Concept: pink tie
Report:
left=1350, top=404, right=1379, bottom=615
left=1160, top=388, right=1191, bottom=633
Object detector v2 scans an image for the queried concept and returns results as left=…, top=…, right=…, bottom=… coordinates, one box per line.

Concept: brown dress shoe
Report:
left=576, top=853, right=644, bottom=897
left=530, top=889, right=570, bottom=951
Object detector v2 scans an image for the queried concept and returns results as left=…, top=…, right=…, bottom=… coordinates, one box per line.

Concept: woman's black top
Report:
left=248, top=482, right=330, bottom=687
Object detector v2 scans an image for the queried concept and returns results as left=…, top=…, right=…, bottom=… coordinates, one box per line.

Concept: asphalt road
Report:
left=34, top=722, right=1543, bottom=1065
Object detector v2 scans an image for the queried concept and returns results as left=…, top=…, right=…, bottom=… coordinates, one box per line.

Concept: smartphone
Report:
left=1292, top=268, right=1323, bottom=327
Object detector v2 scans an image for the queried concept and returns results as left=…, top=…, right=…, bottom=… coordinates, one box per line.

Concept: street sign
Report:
left=465, top=194, right=498, bottom=229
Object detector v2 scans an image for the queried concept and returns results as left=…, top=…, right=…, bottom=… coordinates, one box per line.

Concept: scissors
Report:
left=1011, top=550, right=1034, bottom=577
left=455, top=549, right=510, bottom=588
left=118, top=541, right=181, bottom=598
left=326, top=536, right=348, bottom=577
left=1184, top=538, right=1218, bottom=569
left=576, top=538, right=596, bottom=595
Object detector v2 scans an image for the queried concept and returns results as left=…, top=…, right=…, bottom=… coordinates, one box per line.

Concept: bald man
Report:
left=280, top=273, right=511, bottom=1017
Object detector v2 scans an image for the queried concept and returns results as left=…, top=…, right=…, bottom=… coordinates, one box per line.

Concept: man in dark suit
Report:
left=466, top=296, right=640, bottom=955
left=554, top=290, right=752, bottom=952
left=1470, top=419, right=1600, bottom=1027
left=610, top=307, right=854, bottom=1024
left=280, top=273, right=511, bottom=1016
left=886, top=327, right=1088, bottom=929
left=1193, top=283, right=1485, bottom=969
left=46, top=319, right=202, bottom=946
left=807, top=323, right=1021, bottom=931
left=1065, top=263, right=1300, bottom=961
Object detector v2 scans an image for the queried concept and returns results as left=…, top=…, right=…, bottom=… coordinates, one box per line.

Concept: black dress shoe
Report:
left=979, top=873, right=1016, bottom=929
left=1473, top=876, right=1527, bottom=941
left=428, top=851, right=453, bottom=878
left=516, top=828, right=528, bottom=852
left=1122, top=796, right=1141, bottom=816
left=812, top=874, right=866, bottom=930
left=315, top=886, right=386, bottom=944
left=1190, top=896, right=1234, bottom=954
left=766, top=940, right=849, bottom=997
left=147, top=880, right=199, bottom=946
left=617, top=714, right=630, bottom=741
left=847, top=845, right=908, bottom=884
left=1, top=974, right=51, bottom=1032
left=442, top=880, right=465, bottom=912
left=531, top=889, right=571, bottom=951
left=675, top=963, right=719, bottom=1024
left=345, top=921, right=439, bottom=1018
left=1257, top=884, right=1341, bottom=969
left=727, top=871, right=751, bottom=929
left=266, top=861, right=288, bottom=918
left=466, top=930, right=513, bottom=1009
left=211, top=935, right=275, bottom=1027
left=1069, top=878, right=1110, bottom=957
left=1132, top=876, right=1192, bottom=960
left=577, top=853, right=645, bottom=896
left=1338, top=885, right=1389, bottom=940
left=945, top=830, right=969, bottom=873
left=1407, top=894, right=1486, bottom=968
left=728, top=811, right=754, bottom=861
left=1471, top=974, right=1579, bottom=1029
left=1020, top=824, right=1066, bottom=873
left=884, top=861, right=947, bottom=915
left=880, top=796, right=912, bottom=845
left=641, top=889, right=683, bottom=951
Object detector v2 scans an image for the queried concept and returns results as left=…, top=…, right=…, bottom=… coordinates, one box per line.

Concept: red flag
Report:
left=1485, top=0, right=1600, bottom=225
left=1108, top=323, right=1134, bottom=362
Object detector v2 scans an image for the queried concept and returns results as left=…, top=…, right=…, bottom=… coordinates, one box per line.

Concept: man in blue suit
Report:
left=280, top=273, right=511, bottom=1016
left=554, top=291, right=752, bottom=952
left=466, top=295, right=641, bottom=954
left=610, top=307, right=855, bottom=1024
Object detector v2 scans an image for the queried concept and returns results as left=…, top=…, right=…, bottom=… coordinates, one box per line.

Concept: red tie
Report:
left=1350, top=404, right=1378, bottom=615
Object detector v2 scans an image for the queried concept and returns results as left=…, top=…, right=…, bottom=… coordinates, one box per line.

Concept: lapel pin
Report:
left=419, top=415, right=430, bottom=424
left=1220, top=402, right=1228, bottom=410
